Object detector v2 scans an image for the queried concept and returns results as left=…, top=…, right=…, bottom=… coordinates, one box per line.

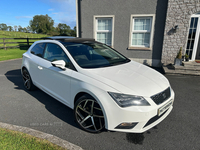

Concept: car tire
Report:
left=22, top=68, right=36, bottom=91
left=74, top=94, right=105, bottom=133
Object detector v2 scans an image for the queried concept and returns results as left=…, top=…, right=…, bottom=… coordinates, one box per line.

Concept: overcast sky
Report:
left=0, top=0, right=76, bottom=28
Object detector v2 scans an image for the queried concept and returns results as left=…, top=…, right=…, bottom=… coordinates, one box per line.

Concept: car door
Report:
left=36, top=43, right=74, bottom=106
left=28, top=43, right=46, bottom=84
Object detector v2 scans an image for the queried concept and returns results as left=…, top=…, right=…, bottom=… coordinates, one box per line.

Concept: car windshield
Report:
left=62, top=42, right=130, bottom=69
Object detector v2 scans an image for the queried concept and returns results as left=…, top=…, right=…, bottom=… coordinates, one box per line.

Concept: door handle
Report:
left=38, top=66, right=43, bottom=70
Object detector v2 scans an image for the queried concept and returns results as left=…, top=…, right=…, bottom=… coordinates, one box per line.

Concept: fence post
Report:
left=27, top=38, right=29, bottom=47
left=3, top=38, right=6, bottom=50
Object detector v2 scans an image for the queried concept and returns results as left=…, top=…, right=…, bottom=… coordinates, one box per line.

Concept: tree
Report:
left=23, top=27, right=28, bottom=33
left=7, top=26, right=13, bottom=31
left=57, top=23, right=71, bottom=35
left=0, top=23, right=8, bottom=31
left=14, top=26, right=18, bottom=31
left=71, top=26, right=77, bottom=37
left=18, top=25, right=23, bottom=32
left=26, top=26, right=32, bottom=33
left=30, top=14, right=54, bottom=34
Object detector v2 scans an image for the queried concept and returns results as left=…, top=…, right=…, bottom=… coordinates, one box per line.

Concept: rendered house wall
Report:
left=77, top=0, right=168, bottom=67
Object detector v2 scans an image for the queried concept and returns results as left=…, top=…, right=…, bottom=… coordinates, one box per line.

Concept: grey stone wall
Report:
left=162, top=0, right=200, bottom=65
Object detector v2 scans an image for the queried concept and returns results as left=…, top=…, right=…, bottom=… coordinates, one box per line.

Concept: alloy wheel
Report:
left=75, top=98, right=105, bottom=133
left=22, top=69, right=31, bottom=90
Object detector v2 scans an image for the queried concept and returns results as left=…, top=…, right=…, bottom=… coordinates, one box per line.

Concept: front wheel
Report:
left=74, top=95, right=105, bottom=133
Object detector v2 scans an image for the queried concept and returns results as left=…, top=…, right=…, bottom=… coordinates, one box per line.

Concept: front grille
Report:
left=151, top=87, right=171, bottom=105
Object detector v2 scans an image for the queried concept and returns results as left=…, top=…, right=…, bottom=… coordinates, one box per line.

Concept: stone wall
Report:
left=162, top=0, right=200, bottom=65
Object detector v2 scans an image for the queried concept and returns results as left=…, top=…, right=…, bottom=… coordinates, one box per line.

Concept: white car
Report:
left=21, top=36, right=174, bottom=133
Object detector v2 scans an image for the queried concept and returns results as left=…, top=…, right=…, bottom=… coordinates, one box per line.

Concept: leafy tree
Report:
left=26, top=26, right=32, bottom=33
left=48, top=26, right=59, bottom=36
left=70, top=26, right=77, bottom=37
left=30, top=14, right=54, bottom=34
left=18, top=25, right=23, bottom=32
left=7, top=26, right=13, bottom=31
left=23, top=27, right=28, bottom=33
left=14, top=25, right=18, bottom=31
left=57, top=23, right=71, bottom=35
left=0, top=23, right=8, bottom=31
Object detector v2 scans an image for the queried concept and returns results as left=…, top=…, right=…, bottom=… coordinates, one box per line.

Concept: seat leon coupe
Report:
left=21, top=36, right=174, bottom=133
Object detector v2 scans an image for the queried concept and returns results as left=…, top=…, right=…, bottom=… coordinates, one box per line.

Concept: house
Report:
left=76, top=0, right=200, bottom=67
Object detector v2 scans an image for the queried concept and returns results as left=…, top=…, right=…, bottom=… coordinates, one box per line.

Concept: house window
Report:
left=94, top=16, right=114, bottom=47
left=186, top=17, right=198, bottom=60
left=129, top=15, right=155, bottom=49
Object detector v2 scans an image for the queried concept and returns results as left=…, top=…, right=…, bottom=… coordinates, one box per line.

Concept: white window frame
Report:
left=94, top=15, right=115, bottom=47
left=189, top=13, right=200, bottom=61
left=129, top=14, right=155, bottom=50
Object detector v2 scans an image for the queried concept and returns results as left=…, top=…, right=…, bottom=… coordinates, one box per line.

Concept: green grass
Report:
left=0, top=31, right=49, bottom=61
left=0, top=128, right=65, bottom=150
left=0, top=48, right=27, bottom=61
left=0, top=30, right=48, bottom=38
left=0, top=30, right=48, bottom=48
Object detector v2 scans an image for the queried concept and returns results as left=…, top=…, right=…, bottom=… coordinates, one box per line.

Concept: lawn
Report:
left=0, top=48, right=27, bottom=61
left=0, top=128, right=65, bottom=150
left=0, top=31, right=48, bottom=61
left=0, top=30, right=47, bottom=38
left=0, top=30, right=48, bottom=49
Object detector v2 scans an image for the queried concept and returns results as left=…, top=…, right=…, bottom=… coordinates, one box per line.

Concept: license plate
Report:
left=158, top=100, right=173, bottom=116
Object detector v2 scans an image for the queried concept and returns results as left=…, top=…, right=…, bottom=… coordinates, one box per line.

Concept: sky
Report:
left=0, top=0, right=76, bottom=29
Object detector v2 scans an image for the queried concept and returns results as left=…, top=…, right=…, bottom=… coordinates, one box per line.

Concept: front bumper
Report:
left=99, top=88, right=175, bottom=133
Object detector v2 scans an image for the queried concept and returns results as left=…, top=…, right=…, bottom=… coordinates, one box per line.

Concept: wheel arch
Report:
left=21, top=66, right=27, bottom=71
left=74, top=92, right=89, bottom=106
left=21, top=66, right=30, bottom=77
left=73, top=91, right=109, bottom=129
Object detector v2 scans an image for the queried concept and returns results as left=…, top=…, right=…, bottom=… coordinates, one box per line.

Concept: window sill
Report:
left=127, top=47, right=152, bottom=51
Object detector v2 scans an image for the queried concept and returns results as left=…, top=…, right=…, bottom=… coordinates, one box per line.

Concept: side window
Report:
left=43, top=43, right=72, bottom=68
left=30, top=43, right=46, bottom=57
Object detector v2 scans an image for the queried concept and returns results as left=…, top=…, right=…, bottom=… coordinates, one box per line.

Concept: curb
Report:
left=163, top=66, right=200, bottom=76
left=0, top=58, right=22, bottom=63
left=0, top=122, right=83, bottom=150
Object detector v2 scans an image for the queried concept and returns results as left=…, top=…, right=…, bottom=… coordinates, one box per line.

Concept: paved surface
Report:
left=0, top=59, right=200, bottom=150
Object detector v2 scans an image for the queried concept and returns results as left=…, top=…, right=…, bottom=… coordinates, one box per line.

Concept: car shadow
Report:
left=125, top=125, right=158, bottom=144
left=5, top=69, right=79, bottom=129
left=126, top=133, right=145, bottom=145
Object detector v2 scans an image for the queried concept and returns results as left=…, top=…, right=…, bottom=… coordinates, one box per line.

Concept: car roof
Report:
left=44, top=36, right=96, bottom=43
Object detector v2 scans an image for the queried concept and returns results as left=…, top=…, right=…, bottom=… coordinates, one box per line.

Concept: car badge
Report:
left=162, top=93, right=166, bottom=99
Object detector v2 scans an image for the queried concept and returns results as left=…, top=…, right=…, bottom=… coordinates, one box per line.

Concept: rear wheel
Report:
left=22, top=68, right=36, bottom=91
left=74, top=95, right=105, bottom=133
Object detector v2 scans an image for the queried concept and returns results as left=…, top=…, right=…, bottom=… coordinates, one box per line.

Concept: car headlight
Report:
left=108, top=92, right=150, bottom=107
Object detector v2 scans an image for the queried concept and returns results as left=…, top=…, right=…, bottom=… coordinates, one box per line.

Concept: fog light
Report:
left=115, top=122, right=138, bottom=129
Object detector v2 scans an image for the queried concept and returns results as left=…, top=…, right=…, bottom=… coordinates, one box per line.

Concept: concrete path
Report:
left=163, top=61, right=200, bottom=76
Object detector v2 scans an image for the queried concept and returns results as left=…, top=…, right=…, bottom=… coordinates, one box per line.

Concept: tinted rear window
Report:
left=31, top=43, right=46, bottom=57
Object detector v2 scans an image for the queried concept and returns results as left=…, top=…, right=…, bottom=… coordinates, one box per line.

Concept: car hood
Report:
left=81, top=61, right=170, bottom=97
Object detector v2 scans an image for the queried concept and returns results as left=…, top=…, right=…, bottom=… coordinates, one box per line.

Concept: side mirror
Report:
left=51, top=60, right=66, bottom=70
